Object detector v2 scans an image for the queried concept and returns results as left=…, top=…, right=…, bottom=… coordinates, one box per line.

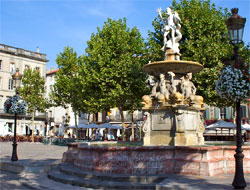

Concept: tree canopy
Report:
left=19, top=68, right=48, bottom=113
left=147, top=0, right=236, bottom=107
left=52, top=46, right=84, bottom=139
left=19, top=68, right=48, bottom=142
left=82, top=18, right=149, bottom=139
left=52, top=47, right=83, bottom=113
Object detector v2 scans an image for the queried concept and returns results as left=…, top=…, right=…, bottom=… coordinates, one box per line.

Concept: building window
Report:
left=10, top=63, right=15, bottom=73
left=241, top=105, right=247, bottom=118
left=35, top=67, right=40, bottom=71
left=205, top=108, right=210, bottom=119
left=214, top=108, right=219, bottom=119
left=210, top=107, right=214, bottom=119
left=220, top=108, right=226, bottom=119
left=0, top=60, right=2, bottom=70
left=8, top=79, right=13, bottom=90
left=8, top=123, right=13, bottom=132
left=0, top=78, right=1, bottom=90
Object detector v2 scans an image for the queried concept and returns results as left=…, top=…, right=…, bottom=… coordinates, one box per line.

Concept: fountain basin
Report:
left=62, top=143, right=250, bottom=176
left=143, top=60, right=203, bottom=76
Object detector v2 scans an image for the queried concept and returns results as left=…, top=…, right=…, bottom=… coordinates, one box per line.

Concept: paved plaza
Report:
left=0, top=141, right=67, bottom=165
left=0, top=142, right=250, bottom=190
left=0, top=142, right=92, bottom=190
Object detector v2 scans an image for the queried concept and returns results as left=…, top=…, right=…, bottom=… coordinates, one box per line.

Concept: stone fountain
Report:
left=142, top=7, right=205, bottom=146
left=59, top=7, right=250, bottom=183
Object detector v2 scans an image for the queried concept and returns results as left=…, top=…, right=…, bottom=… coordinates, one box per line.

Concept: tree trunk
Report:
left=31, top=111, right=35, bottom=143
left=119, top=106, right=126, bottom=141
left=131, top=112, right=134, bottom=141
left=93, top=113, right=97, bottom=123
left=74, top=112, right=79, bottom=141
left=86, top=113, right=91, bottom=140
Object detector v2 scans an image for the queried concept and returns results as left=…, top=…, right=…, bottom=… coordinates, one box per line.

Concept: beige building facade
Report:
left=0, top=44, right=48, bottom=136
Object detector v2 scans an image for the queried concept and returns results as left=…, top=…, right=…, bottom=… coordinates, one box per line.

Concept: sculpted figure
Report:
left=142, top=112, right=151, bottom=133
left=157, top=7, right=182, bottom=53
left=142, top=75, right=157, bottom=107
left=168, top=71, right=183, bottom=102
left=146, top=75, right=162, bottom=98
left=168, top=72, right=177, bottom=94
left=150, top=81, right=159, bottom=97
left=157, top=74, right=170, bottom=103
left=181, top=73, right=196, bottom=99
left=190, top=95, right=203, bottom=108
left=142, top=95, right=152, bottom=107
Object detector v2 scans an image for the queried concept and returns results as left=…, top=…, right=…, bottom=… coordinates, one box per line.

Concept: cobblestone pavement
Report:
left=0, top=142, right=250, bottom=190
left=0, top=142, right=95, bottom=190
left=0, top=142, right=67, bottom=162
left=0, top=170, right=29, bottom=190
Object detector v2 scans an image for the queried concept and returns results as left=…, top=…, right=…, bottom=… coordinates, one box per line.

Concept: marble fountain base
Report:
left=142, top=106, right=205, bottom=146
left=62, top=143, right=250, bottom=176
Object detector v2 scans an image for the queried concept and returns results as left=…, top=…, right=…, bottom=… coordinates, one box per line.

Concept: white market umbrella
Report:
left=110, top=125, right=122, bottom=129
left=242, top=123, right=250, bottom=130
left=88, top=123, right=99, bottom=128
left=206, top=120, right=236, bottom=130
left=78, top=124, right=88, bottom=128
left=100, top=123, right=113, bottom=128
left=99, top=123, right=122, bottom=129
left=68, top=124, right=89, bottom=128
left=70, top=123, right=122, bottom=129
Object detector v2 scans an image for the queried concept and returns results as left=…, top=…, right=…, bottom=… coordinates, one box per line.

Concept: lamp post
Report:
left=45, top=110, right=52, bottom=137
left=225, top=8, right=246, bottom=189
left=11, top=68, right=22, bottom=161
left=62, top=113, right=70, bottom=137
left=49, top=110, right=52, bottom=136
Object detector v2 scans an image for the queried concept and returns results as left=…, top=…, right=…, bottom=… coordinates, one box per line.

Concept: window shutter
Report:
left=205, top=108, right=210, bottom=119
left=215, top=108, right=219, bottom=119
left=226, top=107, right=230, bottom=119
left=242, top=105, right=246, bottom=118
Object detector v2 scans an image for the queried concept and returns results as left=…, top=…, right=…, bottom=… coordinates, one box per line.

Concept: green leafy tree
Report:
left=84, top=18, right=149, bottom=140
left=19, top=68, right=48, bottom=142
left=147, top=0, right=234, bottom=107
left=77, top=55, right=103, bottom=115
left=51, top=46, right=82, bottom=139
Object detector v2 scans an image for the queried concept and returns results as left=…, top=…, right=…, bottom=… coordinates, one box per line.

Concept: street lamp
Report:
left=11, top=68, right=22, bottom=161
left=62, top=113, right=70, bottom=137
left=45, top=110, right=52, bottom=137
left=226, top=8, right=246, bottom=189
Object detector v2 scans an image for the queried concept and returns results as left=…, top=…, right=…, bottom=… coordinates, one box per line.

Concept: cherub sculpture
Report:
left=181, top=73, right=196, bottom=99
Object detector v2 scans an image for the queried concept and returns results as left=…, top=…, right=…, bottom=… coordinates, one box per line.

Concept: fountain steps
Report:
left=48, top=163, right=167, bottom=189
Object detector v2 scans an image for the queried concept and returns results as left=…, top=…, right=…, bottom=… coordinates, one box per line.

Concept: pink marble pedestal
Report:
left=62, top=143, right=250, bottom=176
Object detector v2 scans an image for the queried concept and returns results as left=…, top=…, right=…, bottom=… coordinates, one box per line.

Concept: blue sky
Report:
left=1, top=0, right=249, bottom=70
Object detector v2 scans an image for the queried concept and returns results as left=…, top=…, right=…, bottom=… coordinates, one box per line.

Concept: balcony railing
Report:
left=0, top=44, right=47, bottom=60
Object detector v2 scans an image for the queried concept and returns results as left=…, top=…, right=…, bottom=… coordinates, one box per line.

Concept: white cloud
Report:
left=87, top=8, right=108, bottom=18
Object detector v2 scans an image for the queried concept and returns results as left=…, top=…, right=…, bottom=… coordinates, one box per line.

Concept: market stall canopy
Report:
left=68, top=124, right=88, bottom=128
left=206, top=120, right=236, bottom=130
left=100, top=123, right=122, bottom=129
left=68, top=123, right=122, bottom=129
left=88, top=123, right=99, bottom=128
left=242, top=123, right=250, bottom=130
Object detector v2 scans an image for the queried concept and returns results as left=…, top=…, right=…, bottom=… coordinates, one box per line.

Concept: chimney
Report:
left=36, top=46, right=40, bottom=53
